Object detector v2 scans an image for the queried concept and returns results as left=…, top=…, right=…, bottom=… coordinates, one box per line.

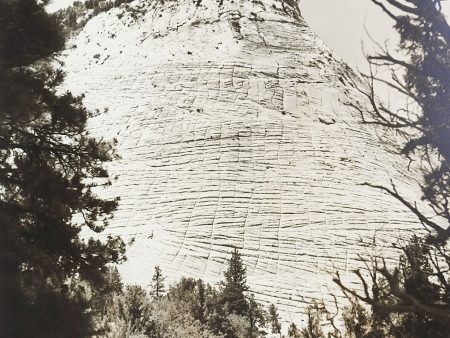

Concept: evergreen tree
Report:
left=334, top=236, right=450, bottom=338
left=0, top=1, right=125, bottom=337
left=341, top=300, right=373, bottom=338
left=246, top=294, right=266, bottom=338
left=221, top=247, right=249, bottom=315
left=287, top=323, right=301, bottom=338
left=193, top=278, right=207, bottom=323
left=119, top=285, right=151, bottom=335
left=92, top=266, right=124, bottom=327
left=151, top=265, right=166, bottom=298
left=300, top=303, right=326, bottom=338
left=268, top=304, right=281, bottom=334
left=205, top=286, right=238, bottom=338
left=146, top=277, right=234, bottom=338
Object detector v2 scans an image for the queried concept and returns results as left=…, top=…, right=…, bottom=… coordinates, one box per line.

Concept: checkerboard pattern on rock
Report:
left=60, top=0, right=425, bottom=321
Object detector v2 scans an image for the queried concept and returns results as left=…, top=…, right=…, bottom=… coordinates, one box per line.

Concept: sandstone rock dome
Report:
left=61, top=0, right=422, bottom=319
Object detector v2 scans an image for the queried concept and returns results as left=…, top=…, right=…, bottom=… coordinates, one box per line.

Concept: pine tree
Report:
left=268, top=304, right=281, bottom=334
left=0, top=1, right=125, bottom=337
left=221, top=247, right=249, bottom=315
left=92, top=266, right=124, bottom=325
left=246, top=294, right=266, bottom=338
left=300, top=303, right=326, bottom=338
left=151, top=265, right=166, bottom=298
left=194, top=278, right=207, bottom=323
left=287, top=323, right=301, bottom=338
left=119, top=285, right=151, bottom=335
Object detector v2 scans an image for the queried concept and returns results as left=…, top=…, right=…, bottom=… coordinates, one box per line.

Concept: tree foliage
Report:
left=287, top=323, right=302, bottom=338
left=99, top=250, right=268, bottom=337
left=268, top=303, right=282, bottom=334
left=246, top=294, right=266, bottom=338
left=151, top=265, right=166, bottom=299
left=300, top=302, right=327, bottom=338
left=326, top=2, right=450, bottom=336
left=351, top=0, right=450, bottom=243
left=120, top=285, right=151, bottom=335
left=331, top=237, right=450, bottom=338
left=0, top=1, right=125, bottom=336
left=221, top=247, right=250, bottom=315
left=285, top=4, right=450, bottom=336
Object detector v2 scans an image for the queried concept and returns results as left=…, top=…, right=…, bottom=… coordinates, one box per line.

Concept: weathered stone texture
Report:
left=61, top=0, right=424, bottom=319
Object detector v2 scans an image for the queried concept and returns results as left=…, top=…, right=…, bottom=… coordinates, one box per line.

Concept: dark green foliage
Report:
left=0, top=1, right=125, bottom=337
left=221, top=247, right=250, bottom=315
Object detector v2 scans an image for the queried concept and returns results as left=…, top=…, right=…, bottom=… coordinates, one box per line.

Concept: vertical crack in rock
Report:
left=60, top=0, right=427, bottom=321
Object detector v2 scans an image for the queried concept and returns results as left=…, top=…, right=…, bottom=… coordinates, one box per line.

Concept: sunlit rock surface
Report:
left=61, top=0, right=424, bottom=321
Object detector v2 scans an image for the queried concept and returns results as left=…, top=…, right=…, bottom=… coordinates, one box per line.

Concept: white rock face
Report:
left=61, top=0, right=424, bottom=321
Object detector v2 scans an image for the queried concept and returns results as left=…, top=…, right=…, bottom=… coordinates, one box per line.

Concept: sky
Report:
left=301, top=0, right=450, bottom=72
left=300, top=0, right=450, bottom=106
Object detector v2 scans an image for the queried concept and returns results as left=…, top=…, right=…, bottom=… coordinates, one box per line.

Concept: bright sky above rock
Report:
left=301, top=0, right=450, bottom=72
left=301, top=0, right=449, bottom=106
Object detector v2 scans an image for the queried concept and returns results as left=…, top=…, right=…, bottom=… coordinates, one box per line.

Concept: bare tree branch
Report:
left=361, top=182, right=449, bottom=239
